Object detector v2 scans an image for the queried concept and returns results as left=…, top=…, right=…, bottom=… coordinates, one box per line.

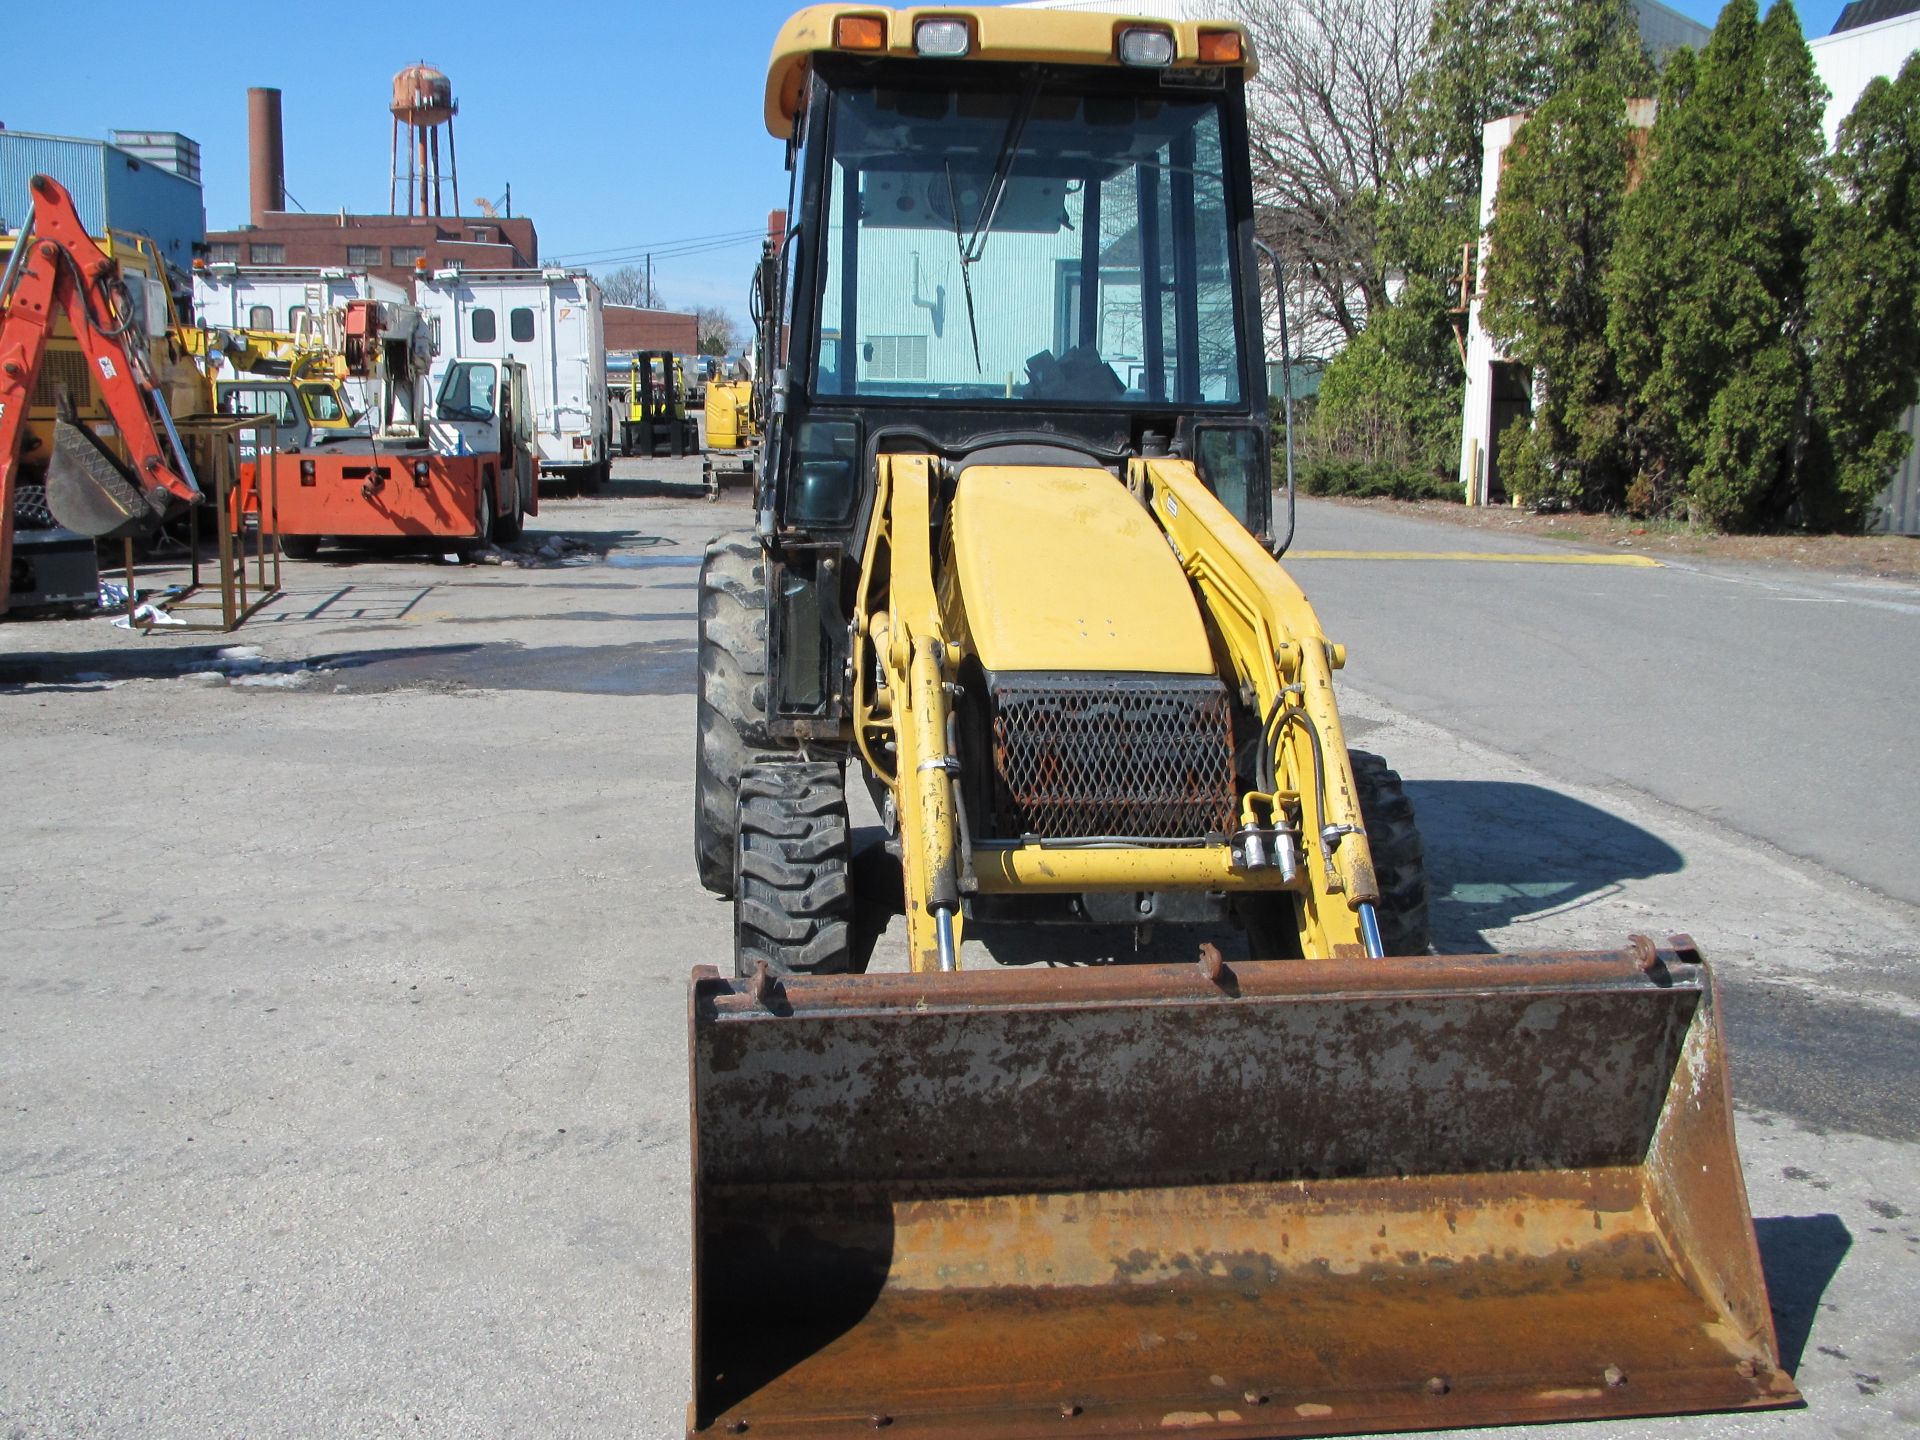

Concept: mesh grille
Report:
left=33, top=350, right=93, bottom=410
left=988, top=675, right=1236, bottom=840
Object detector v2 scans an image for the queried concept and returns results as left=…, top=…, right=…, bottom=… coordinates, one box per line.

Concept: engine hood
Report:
left=946, top=464, right=1214, bottom=675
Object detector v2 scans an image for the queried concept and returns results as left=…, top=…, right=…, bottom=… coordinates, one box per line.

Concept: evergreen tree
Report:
left=1481, top=73, right=1639, bottom=508
left=1343, top=0, right=1653, bottom=484
left=1805, top=54, right=1920, bottom=527
left=1607, top=0, right=1828, bottom=527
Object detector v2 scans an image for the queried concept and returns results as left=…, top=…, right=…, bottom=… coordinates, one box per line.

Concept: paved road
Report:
left=0, top=469, right=1913, bottom=1438
left=1281, top=498, right=1920, bottom=908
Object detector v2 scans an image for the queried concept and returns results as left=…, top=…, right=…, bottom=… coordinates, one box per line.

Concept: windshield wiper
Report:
left=943, top=164, right=984, bottom=373
left=947, top=72, right=1043, bottom=374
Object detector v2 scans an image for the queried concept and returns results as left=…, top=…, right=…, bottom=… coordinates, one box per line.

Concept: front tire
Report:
left=278, top=534, right=320, bottom=560
left=493, top=473, right=524, bottom=542
left=460, top=482, right=497, bottom=562
left=733, top=762, right=853, bottom=977
left=694, top=535, right=778, bottom=894
left=1349, top=749, right=1431, bottom=955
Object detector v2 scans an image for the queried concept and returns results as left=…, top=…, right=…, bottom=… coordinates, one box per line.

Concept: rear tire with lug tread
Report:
left=1349, top=749, right=1430, bottom=955
left=733, top=762, right=853, bottom=977
left=278, top=535, right=320, bottom=560
left=694, top=534, right=779, bottom=894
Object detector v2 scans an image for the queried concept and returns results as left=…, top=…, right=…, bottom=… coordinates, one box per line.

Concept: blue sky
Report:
left=0, top=1, right=1861, bottom=325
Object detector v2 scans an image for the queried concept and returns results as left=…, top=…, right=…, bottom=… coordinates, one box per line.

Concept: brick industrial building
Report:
left=199, top=86, right=538, bottom=289
left=604, top=305, right=698, bottom=354
left=204, top=84, right=697, bottom=344
left=203, top=210, right=540, bottom=290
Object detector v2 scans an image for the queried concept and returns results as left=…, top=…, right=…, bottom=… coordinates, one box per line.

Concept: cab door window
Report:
left=436, top=362, right=498, bottom=420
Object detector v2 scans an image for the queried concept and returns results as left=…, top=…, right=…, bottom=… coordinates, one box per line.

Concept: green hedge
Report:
left=1296, top=460, right=1459, bottom=502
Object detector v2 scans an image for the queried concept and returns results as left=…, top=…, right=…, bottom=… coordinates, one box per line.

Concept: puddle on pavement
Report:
left=319, top=639, right=693, bottom=696
left=606, top=553, right=702, bottom=569
left=2, top=638, right=695, bottom=697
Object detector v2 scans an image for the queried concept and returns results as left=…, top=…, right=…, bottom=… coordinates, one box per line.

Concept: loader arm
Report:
left=854, top=453, right=965, bottom=974
left=0, top=174, right=200, bottom=601
left=1139, top=456, right=1382, bottom=951
left=852, top=452, right=1380, bottom=967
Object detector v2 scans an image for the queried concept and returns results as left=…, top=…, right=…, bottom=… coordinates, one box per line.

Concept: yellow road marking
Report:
left=1287, top=549, right=1661, bottom=567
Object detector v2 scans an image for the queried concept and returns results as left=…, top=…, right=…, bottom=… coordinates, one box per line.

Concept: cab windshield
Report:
left=300, top=384, right=347, bottom=424
left=436, top=361, right=497, bottom=421
left=813, top=80, right=1246, bottom=407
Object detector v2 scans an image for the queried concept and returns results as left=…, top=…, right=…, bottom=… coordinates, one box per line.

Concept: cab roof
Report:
left=764, top=5, right=1256, bottom=139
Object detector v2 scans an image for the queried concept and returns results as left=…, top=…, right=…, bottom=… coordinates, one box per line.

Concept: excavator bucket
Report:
left=46, top=415, right=164, bottom=540
left=688, top=940, right=1798, bottom=1438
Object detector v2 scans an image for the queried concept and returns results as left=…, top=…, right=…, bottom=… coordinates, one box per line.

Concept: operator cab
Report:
left=756, top=9, right=1270, bottom=732
left=766, top=16, right=1270, bottom=541
left=430, top=357, right=533, bottom=461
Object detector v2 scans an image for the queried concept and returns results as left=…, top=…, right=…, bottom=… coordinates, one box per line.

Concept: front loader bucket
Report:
left=46, top=417, right=163, bottom=540
left=688, top=941, right=1798, bottom=1438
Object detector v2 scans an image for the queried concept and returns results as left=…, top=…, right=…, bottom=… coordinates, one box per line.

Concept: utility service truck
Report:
left=416, top=266, right=610, bottom=491
left=235, top=298, right=535, bottom=560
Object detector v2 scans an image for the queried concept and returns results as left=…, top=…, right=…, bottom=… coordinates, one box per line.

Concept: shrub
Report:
left=1298, top=460, right=1459, bottom=501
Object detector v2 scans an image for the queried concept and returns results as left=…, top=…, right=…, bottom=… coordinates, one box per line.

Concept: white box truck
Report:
left=417, top=266, right=610, bottom=491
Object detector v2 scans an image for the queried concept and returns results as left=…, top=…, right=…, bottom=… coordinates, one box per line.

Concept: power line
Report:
left=578, top=236, right=765, bottom=271
left=547, top=226, right=767, bottom=263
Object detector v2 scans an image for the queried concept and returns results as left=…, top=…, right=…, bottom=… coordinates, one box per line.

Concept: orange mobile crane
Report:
left=235, top=297, right=537, bottom=561
left=1, top=175, right=201, bottom=615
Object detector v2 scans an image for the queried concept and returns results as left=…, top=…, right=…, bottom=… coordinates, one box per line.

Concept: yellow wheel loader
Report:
left=688, top=8, right=1798, bottom=1437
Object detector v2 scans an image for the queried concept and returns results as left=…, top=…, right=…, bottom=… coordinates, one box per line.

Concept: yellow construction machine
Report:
left=688, top=9, right=1796, bottom=1437
left=177, top=323, right=359, bottom=445
left=701, top=361, right=759, bottom=501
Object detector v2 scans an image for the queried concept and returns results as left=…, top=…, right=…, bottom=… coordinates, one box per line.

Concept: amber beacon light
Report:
left=834, top=14, right=886, bottom=49
left=1197, top=28, right=1244, bottom=64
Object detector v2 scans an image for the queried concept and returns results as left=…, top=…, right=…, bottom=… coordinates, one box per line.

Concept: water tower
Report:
left=389, top=63, right=460, bottom=217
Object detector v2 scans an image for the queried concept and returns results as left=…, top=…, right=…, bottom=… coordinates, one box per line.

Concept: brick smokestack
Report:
left=248, top=87, right=285, bottom=227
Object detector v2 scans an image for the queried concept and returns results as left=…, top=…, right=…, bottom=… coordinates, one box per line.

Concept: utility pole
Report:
left=646, top=253, right=653, bottom=308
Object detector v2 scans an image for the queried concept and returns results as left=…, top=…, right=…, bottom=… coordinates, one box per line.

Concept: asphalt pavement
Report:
left=1282, top=498, right=1920, bottom=909
left=0, top=470, right=1913, bottom=1438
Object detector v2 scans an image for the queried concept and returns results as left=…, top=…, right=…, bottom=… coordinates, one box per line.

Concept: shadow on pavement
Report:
left=1754, top=1213, right=1851, bottom=1375
left=0, top=643, right=271, bottom=688
left=1406, top=779, right=1685, bottom=951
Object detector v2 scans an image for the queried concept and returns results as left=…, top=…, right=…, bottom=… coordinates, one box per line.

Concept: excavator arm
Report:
left=1, top=174, right=201, bottom=609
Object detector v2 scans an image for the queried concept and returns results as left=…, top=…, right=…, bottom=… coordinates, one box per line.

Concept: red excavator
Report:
left=0, top=174, right=201, bottom=615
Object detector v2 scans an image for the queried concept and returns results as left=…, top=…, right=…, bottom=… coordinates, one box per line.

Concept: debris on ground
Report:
left=182, top=646, right=330, bottom=688
left=472, top=534, right=602, bottom=569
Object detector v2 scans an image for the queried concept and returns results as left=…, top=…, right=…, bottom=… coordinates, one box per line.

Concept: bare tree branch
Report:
left=1234, top=0, right=1429, bottom=355
left=597, top=264, right=662, bottom=309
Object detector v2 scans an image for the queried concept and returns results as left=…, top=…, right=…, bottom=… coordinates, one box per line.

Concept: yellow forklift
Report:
left=620, top=350, right=697, bottom=457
